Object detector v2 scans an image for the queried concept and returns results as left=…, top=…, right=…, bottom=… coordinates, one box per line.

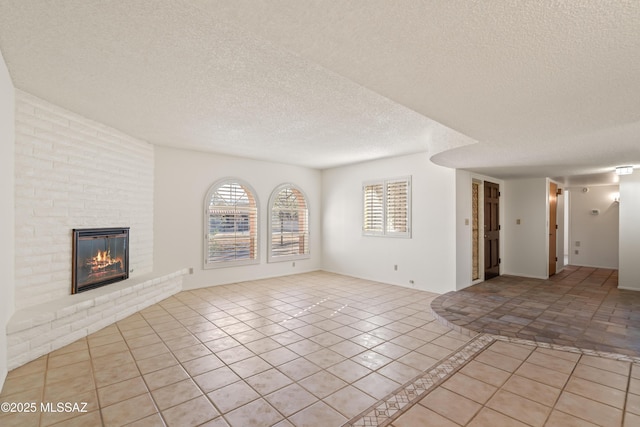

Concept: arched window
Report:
left=204, top=179, right=259, bottom=268
left=268, top=184, right=310, bottom=262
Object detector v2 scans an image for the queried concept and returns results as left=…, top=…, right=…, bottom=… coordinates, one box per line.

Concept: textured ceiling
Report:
left=0, top=1, right=638, bottom=180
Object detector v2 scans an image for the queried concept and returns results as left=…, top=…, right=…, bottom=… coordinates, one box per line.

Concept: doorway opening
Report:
left=484, top=181, right=500, bottom=280
left=549, top=182, right=558, bottom=276
left=564, top=189, right=570, bottom=266
left=472, top=181, right=480, bottom=281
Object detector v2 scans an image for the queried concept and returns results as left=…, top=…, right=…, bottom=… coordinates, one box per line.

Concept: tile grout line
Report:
left=492, top=334, right=636, bottom=426
left=622, top=360, right=633, bottom=427
left=38, top=353, right=49, bottom=427
left=86, top=337, right=108, bottom=427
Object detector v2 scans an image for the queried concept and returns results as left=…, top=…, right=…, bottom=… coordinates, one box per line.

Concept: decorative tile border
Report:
left=345, top=334, right=495, bottom=427
left=491, top=334, right=640, bottom=364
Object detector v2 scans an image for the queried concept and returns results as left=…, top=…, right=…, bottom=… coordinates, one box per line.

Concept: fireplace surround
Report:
left=72, top=227, right=130, bottom=294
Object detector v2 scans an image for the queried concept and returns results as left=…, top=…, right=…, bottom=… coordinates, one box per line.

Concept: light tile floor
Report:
left=2, top=269, right=639, bottom=426
left=0, top=272, right=468, bottom=427
left=370, top=336, right=640, bottom=427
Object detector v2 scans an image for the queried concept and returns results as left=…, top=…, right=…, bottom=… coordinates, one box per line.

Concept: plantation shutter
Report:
left=363, top=183, right=384, bottom=234
left=270, top=186, right=309, bottom=259
left=363, top=177, right=411, bottom=238
left=207, top=181, right=257, bottom=264
left=386, top=179, right=409, bottom=235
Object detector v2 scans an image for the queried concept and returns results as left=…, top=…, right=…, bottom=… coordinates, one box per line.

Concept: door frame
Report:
left=547, top=178, right=564, bottom=277
left=464, top=173, right=505, bottom=288
left=471, top=179, right=482, bottom=282
left=484, top=180, right=501, bottom=280
left=549, top=181, right=558, bottom=276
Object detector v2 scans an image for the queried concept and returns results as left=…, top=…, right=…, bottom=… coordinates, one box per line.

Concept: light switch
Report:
left=516, top=219, right=521, bottom=225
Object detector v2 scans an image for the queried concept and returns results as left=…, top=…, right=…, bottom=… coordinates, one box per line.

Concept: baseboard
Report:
left=617, top=285, right=640, bottom=291
left=501, top=271, right=549, bottom=280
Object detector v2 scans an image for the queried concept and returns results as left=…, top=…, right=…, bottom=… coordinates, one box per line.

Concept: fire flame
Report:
left=95, top=249, right=110, bottom=263
left=91, top=249, right=119, bottom=269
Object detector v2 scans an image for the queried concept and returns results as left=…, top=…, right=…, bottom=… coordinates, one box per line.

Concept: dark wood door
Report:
left=549, top=182, right=558, bottom=276
left=484, top=181, right=500, bottom=280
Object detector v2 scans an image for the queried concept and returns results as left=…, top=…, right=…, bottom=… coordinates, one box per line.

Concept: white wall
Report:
left=455, top=170, right=505, bottom=289
left=503, top=178, right=548, bottom=279
left=14, top=92, right=154, bottom=309
left=618, top=174, right=640, bottom=290
left=0, top=50, right=15, bottom=391
left=322, top=153, right=457, bottom=294
left=568, top=185, right=619, bottom=269
left=154, top=147, right=322, bottom=289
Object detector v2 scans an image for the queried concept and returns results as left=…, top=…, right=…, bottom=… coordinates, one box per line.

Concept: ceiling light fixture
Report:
left=615, top=166, right=634, bottom=175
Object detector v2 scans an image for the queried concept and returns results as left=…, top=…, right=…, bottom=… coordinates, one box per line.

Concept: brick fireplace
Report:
left=7, top=92, right=187, bottom=371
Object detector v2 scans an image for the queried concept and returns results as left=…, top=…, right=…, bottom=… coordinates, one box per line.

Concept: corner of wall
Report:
left=0, top=48, right=16, bottom=390
left=455, top=170, right=472, bottom=290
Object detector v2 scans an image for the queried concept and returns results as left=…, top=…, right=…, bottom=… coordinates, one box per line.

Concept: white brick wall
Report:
left=7, top=270, right=186, bottom=370
left=14, top=91, right=154, bottom=309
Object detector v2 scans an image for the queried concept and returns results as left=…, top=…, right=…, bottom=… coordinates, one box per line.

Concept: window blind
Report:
left=363, top=183, right=384, bottom=234
left=206, top=181, right=258, bottom=264
left=386, top=179, right=409, bottom=234
left=269, top=185, right=310, bottom=260
left=363, top=176, right=411, bottom=237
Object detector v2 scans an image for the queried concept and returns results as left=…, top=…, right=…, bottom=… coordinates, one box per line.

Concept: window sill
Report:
left=203, top=259, right=260, bottom=269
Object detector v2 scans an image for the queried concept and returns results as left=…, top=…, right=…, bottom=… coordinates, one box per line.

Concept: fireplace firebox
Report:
left=72, top=227, right=129, bottom=294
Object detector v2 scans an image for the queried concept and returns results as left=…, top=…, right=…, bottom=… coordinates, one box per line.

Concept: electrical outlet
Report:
left=574, top=250, right=579, bottom=255
left=189, top=267, right=194, bottom=274
left=575, top=241, right=581, bottom=247
left=292, top=262, right=296, bottom=267
left=394, top=265, right=398, bottom=271
left=409, top=280, right=414, bottom=285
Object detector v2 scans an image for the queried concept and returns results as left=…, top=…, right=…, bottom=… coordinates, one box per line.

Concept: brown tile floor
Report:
left=432, top=265, right=640, bottom=356
left=2, top=268, right=640, bottom=426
